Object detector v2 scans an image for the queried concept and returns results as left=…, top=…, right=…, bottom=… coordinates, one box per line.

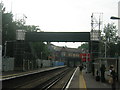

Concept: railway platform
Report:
left=82, top=70, right=120, bottom=90
left=67, top=67, right=120, bottom=90
left=1, top=66, right=66, bottom=80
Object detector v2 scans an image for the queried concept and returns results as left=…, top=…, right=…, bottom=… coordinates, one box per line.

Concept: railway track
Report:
left=36, top=68, right=75, bottom=90
left=2, top=67, right=75, bottom=89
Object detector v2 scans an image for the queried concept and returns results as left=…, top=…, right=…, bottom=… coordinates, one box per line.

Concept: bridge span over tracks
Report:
left=25, top=32, right=90, bottom=42
left=13, top=31, right=98, bottom=70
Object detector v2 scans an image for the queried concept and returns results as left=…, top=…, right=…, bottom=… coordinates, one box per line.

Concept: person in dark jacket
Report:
left=41, top=63, right=43, bottom=68
left=100, top=64, right=106, bottom=82
left=79, top=64, right=83, bottom=72
left=110, top=65, right=117, bottom=90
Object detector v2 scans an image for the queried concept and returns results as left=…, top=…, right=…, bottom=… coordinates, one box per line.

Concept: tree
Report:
left=117, top=41, right=120, bottom=56
left=2, top=2, right=41, bottom=46
left=78, top=43, right=89, bottom=52
left=24, top=25, right=40, bottom=32
left=2, top=3, right=17, bottom=56
left=100, top=23, right=118, bottom=57
left=2, top=3, right=50, bottom=59
left=2, top=11, right=16, bottom=43
left=31, top=42, right=50, bottom=60
left=102, top=23, right=118, bottom=43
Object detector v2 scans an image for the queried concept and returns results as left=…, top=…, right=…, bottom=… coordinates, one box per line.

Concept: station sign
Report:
left=80, top=53, right=91, bottom=62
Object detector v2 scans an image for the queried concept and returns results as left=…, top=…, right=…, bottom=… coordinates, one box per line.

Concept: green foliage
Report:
left=78, top=43, right=89, bottom=52
left=117, top=42, right=120, bottom=55
left=100, top=23, right=119, bottom=57
left=2, top=3, right=41, bottom=45
left=31, top=42, right=50, bottom=59
left=2, top=3, right=50, bottom=59
left=102, top=23, right=118, bottom=43
left=2, top=12, right=17, bottom=44
left=24, top=25, right=40, bottom=32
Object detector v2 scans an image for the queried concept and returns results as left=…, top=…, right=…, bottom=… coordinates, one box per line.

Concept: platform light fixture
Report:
left=110, top=16, right=120, bottom=20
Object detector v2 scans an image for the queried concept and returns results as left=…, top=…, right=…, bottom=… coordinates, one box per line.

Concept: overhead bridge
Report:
left=25, top=32, right=90, bottom=42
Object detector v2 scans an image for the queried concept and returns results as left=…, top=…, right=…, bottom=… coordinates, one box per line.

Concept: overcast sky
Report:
left=3, top=0, right=120, bottom=48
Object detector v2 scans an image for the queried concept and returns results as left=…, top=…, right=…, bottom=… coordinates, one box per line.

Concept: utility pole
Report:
left=41, top=52, right=43, bottom=68
left=105, top=42, right=107, bottom=58
left=91, top=13, right=103, bottom=75
left=91, top=13, right=103, bottom=57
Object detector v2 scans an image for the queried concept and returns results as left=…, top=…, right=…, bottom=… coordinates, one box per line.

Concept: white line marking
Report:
left=65, top=67, right=78, bottom=90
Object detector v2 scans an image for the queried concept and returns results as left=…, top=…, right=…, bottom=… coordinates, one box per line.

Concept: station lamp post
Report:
left=110, top=16, right=120, bottom=41
left=110, top=16, right=120, bottom=38
left=110, top=16, right=120, bottom=82
left=110, top=16, right=120, bottom=55
left=110, top=16, right=120, bottom=20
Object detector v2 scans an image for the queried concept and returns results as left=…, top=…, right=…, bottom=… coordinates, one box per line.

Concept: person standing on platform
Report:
left=100, top=64, right=106, bottom=82
left=41, top=63, right=43, bottom=68
left=109, top=65, right=117, bottom=90
left=92, top=63, right=95, bottom=76
left=79, top=64, right=83, bottom=73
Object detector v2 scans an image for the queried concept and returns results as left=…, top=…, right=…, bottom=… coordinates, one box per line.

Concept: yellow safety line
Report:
left=79, top=72, right=87, bottom=89
left=2, top=67, right=58, bottom=78
left=2, top=66, right=65, bottom=78
left=2, top=73, right=23, bottom=78
left=2, top=71, right=33, bottom=78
